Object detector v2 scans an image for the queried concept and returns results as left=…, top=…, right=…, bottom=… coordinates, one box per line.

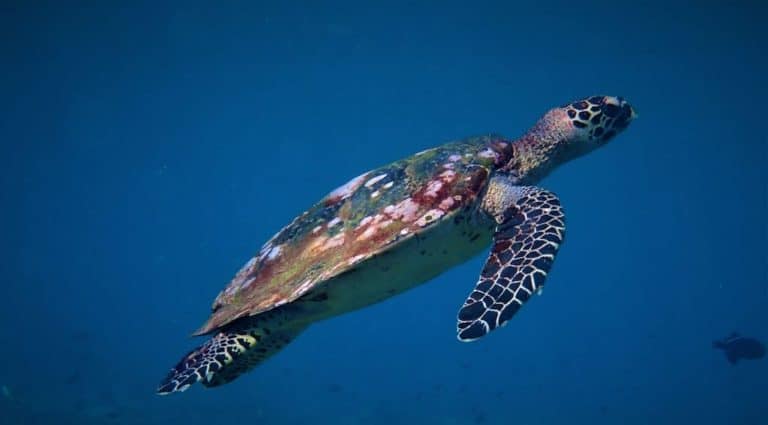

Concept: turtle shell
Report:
left=194, top=135, right=512, bottom=335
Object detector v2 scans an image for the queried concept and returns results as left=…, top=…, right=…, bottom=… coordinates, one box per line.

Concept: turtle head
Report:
left=510, top=95, right=635, bottom=183
left=557, top=95, right=636, bottom=146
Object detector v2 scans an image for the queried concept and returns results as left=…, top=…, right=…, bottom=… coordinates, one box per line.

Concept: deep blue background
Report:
left=1, top=1, right=766, bottom=424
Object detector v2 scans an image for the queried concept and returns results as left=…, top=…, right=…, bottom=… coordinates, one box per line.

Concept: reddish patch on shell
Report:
left=424, top=180, right=443, bottom=198
left=387, top=198, right=421, bottom=222
left=321, top=233, right=346, bottom=250
left=438, top=196, right=455, bottom=210
left=409, top=165, right=483, bottom=217
left=307, top=236, right=329, bottom=253
left=354, top=214, right=394, bottom=241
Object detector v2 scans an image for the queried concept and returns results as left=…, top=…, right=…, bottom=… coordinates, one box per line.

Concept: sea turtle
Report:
left=713, top=332, right=766, bottom=364
left=158, top=95, right=636, bottom=394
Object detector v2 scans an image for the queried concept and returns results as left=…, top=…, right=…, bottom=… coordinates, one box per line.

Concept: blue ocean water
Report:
left=1, top=1, right=766, bottom=424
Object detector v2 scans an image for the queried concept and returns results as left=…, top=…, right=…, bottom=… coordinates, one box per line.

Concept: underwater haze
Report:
left=1, top=1, right=766, bottom=424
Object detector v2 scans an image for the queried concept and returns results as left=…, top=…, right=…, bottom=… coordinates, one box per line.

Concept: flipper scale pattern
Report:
left=457, top=187, right=565, bottom=341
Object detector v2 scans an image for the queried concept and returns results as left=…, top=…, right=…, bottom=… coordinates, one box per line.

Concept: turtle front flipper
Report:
left=457, top=180, right=565, bottom=341
left=157, top=308, right=306, bottom=395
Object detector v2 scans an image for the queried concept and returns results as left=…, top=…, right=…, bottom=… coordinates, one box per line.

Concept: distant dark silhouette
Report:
left=713, top=333, right=766, bottom=364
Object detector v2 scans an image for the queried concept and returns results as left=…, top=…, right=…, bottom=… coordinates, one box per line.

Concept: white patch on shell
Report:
left=442, top=163, right=454, bottom=169
left=415, top=209, right=445, bottom=227
left=327, top=217, right=342, bottom=228
left=415, top=148, right=436, bottom=156
left=240, top=257, right=257, bottom=273
left=400, top=228, right=409, bottom=236
left=357, top=216, right=374, bottom=229
left=364, top=174, right=388, bottom=188
left=347, top=254, right=366, bottom=265
left=258, top=243, right=272, bottom=257
left=291, top=279, right=315, bottom=299
left=240, top=277, right=256, bottom=289
left=231, top=256, right=260, bottom=295
left=266, top=245, right=282, bottom=261
left=308, top=236, right=329, bottom=253
left=358, top=226, right=378, bottom=241
left=448, top=154, right=462, bottom=162
left=478, top=148, right=498, bottom=160
left=353, top=214, right=388, bottom=235
left=382, top=181, right=394, bottom=189
left=357, top=218, right=394, bottom=241
left=439, top=169, right=456, bottom=181
left=370, top=190, right=380, bottom=198
left=312, top=225, right=323, bottom=234
left=327, top=172, right=369, bottom=202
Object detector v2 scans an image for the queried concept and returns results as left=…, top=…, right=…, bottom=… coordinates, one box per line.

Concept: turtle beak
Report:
left=604, top=96, right=636, bottom=117
left=605, top=96, right=636, bottom=130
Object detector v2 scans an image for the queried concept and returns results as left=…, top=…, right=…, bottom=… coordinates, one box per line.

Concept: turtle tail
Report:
left=157, top=310, right=306, bottom=395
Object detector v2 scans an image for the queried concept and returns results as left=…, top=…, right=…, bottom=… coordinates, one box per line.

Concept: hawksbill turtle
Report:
left=158, top=95, right=636, bottom=394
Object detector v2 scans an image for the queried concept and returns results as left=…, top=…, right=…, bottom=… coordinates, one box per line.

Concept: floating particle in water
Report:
left=471, top=407, right=487, bottom=424
left=65, top=372, right=80, bottom=385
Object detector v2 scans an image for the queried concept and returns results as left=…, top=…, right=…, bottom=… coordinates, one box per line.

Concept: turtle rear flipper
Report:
left=725, top=350, right=740, bottom=365
left=157, top=309, right=306, bottom=395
